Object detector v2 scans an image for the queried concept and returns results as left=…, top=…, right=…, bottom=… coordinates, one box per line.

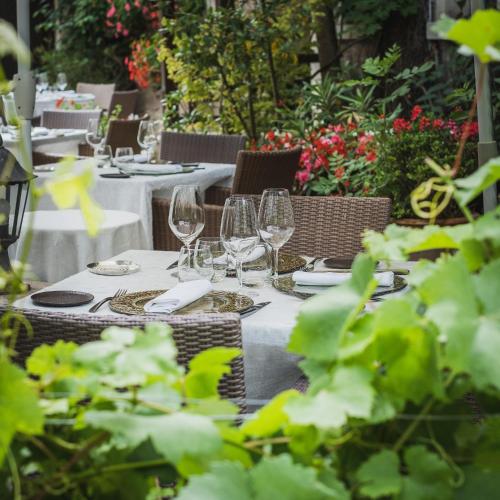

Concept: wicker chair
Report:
left=104, top=118, right=142, bottom=155
left=109, top=90, right=139, bottom=118
left=159, top=131, right=246, bottom=164
left=32, top=151, right=62, bottom=166
left=156, top=194, right=391, bottom=256
left=152, top=148, right=302, bottom=250
left=41, top=109, right=102, bottom=129
left=6, top=308, right=245, bottom=406
left=76, top=82, right=116, bottom=110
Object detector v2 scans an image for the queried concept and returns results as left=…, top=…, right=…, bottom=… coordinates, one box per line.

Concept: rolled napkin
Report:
left=292, top=271, right=395, bottom=287
left=214, top=246, right=266, bottom=266
left=143, top=280, right=213, bottom=313
left=133, top=154, right=148, bottom=163
left=32, top=127, right=50, bottom=137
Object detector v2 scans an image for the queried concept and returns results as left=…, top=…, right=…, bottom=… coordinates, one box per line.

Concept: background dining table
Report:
left=13, top=249, right=411, bottom=402
left=33, top=90, right=96, bottom=118
left=33, top=160, right=237, bottom=249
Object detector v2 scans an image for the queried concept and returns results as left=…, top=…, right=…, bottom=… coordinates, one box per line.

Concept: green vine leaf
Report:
left=0, top=361, right=44, bottom=465
left=356, top=449, right=402, bottom=498
left=454, top=158, right=500, bottom=208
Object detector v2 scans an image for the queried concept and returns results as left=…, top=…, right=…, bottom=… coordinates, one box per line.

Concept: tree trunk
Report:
left=377, top=0, right=430, bottom=68
left=315, top=4, right=340, bottom=77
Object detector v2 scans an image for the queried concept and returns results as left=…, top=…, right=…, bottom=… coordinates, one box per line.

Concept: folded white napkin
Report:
left=32, top=127, right=50, bottom=137
left=214, top=246, right=266, bottom=266
left=143, top=280, right=213, bottom=313
left=133, top=154, right=147, bottom=163
left=119, top=163, right=183, bottom=175
left=292, top=271, right=394, bottom=287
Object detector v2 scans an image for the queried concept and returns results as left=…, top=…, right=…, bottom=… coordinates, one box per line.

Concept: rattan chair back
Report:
left=249, top=194, right=391, bottom=258
left=105, top=118, right=142, bottom=154
left=109, top=90, right=139, bottom=118
left=41, top=109, right=102, bottom=130
left=76, top=82, right=116, bottom=110
left=231, top=148, right=302, bottom=195
left=159, top=132, right=246, bottom=164
left=6, top=308, right=245, bottom=405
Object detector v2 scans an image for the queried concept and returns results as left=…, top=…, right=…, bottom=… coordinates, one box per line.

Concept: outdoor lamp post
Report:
left=0, top=136, right=34, bottom=271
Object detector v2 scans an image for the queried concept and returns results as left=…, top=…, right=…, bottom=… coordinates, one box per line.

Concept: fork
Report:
left=303, top=257, right=321, bottom=272
left=89, top=289, right=127, bottom=313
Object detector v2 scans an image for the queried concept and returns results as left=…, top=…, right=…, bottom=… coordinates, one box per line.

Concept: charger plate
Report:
left=273, top=275, right=407, bottom=300
left=227, top=254, right=306, bottom=277
left=110, top=289, right=253, bottom=315
left=31, top=290, right=94, bottom=307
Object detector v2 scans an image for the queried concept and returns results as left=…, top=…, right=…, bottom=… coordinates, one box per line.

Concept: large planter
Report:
left=395, top=215, right=470, bottom=260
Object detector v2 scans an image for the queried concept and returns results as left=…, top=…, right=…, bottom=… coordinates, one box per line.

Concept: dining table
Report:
left=14, top=249, right=412, bottom=402
left=33, top=159, right=237, bottom=249
left=33, top=90, right=96, bottom=118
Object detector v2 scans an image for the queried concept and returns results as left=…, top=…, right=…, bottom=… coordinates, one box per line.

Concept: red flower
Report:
left=411, top=105, right=423, bottom=121
left=266, top=130, right=276, bottom=142
left=334, top=167, right=345, bottom=179
left=55, top=97, right=64, bottom=108
left=296, top=170, right=309, bottom=185
left=418, top=116, right=431, bottom=131
left=461, top=121, right=479, bottom=139
left=393, top=118, right=411, bottom=133
left=432, top=118, right=444, bottom=129
left=344, top=180, right=351, bottom=188
left=366, top=151, right=377, bottom=162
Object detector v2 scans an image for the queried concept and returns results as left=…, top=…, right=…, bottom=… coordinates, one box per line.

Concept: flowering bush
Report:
left=258, top=124, right=378, bottom=196
left=124, top=35, right=161, bottom=90
left=105, top=0, right=160, bottom=38
left=374, top=105, right=479, bottom=218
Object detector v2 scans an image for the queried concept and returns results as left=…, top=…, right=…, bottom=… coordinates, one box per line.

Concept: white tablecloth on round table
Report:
left=14, top=210, right=147, bottom=283
left=34, top=91, right=96, bottom=118
left=34, top=160, right=237, bottom=249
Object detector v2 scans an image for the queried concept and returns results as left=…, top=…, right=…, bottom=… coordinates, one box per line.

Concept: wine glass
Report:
left=56, top=72, right=67, bottom=91
left=258, top=188, right=295, bottom=280
left=220, top=195, right=260, bottom=291
left=95, top=145, right=113, bottom=168
left=137, top=120, right=158, bottom=163
left=168, top=185, right=205, bottom=254
left=193, top=242, right=215, bottom=281
left=85, top=118, right=104, bottom=156
left=37, top=72, right=49, bottom=93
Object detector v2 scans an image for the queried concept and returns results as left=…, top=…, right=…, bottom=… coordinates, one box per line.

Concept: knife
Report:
left=239, top=301, right=270, bottom=318
left=166, top=259, right=178, bottom=270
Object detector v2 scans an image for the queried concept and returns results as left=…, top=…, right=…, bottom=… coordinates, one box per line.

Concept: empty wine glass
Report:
left=56, top=72, right=67, bottom=91
left=137, top=120, right=158, bottom=163
left=37, top=72, right=49, bottom=93
left=220, top=195, right=260, bottom=291
left=169, top=185, right=205, bottom=254
left=85, top=118, right=104, bottom=156
left=258, top=188, right=295, bottom=280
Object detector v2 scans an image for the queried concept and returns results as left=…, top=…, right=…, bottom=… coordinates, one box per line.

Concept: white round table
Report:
left=14, top=210, right=147, bottom=283
left=34, top=91, right=96, bottom=118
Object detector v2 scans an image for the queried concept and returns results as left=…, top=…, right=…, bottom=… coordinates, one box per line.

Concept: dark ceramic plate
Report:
left=323, top=257, right=354, bottom=269
left=31, top=290, right=94, bottom=307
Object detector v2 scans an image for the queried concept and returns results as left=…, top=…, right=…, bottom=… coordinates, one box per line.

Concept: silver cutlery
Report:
left=303, top=257, right=321, bottom=272
left=89, top=288, right=127, bottom=313
left=239, top=301, right=271, bottom=319
left=166, top=260, right=179, bottom=270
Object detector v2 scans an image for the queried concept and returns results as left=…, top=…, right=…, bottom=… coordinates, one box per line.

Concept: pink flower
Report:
left=124, top=2, right=131, bottom=11
left=296, top=170, right=309, bottom=185
left=123, top=28, right=129, bottom=36
left=106, top=3, right=116, bottom=18
left=116, top=21, right=123, bottom=33
left=134, top=0, right=141, bottom=6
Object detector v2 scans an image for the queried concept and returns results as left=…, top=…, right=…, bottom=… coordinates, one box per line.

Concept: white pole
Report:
left=470, top=0, right=498, bottom=211
left=15, top=0, right=33, bottom=170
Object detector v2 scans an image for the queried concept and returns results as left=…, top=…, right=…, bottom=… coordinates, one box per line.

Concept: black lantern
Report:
left=0, top=136, right=34, bottom=271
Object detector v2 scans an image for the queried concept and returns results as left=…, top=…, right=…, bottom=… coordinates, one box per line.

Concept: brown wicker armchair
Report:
left=156, top=194, right=391, bottom=256
left=105, top=118, right=142, bottom=155
left=6, top=308, right=245, bottom=405
left=159, top=131, right=246, bottom=164
left=76, top=82, right=116, bottom=110
left=109, top=90, right=139, bottom=118
left=41, top=109, right=102, bottom=129
left=153, top=148, right=302, bottom=250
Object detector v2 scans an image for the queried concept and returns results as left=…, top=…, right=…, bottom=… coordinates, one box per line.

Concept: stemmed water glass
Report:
left=85, top=118, right=104, bottom=157
left=56, top=72, right=67, bottom=91
left=37, top=72, right=49, bottom=93
left=258, top=188, right=295, bottom=280
left=220, top=195, right=260, bottom=291
left=137, top=120, right=158, bottom=163
left=168, top=185, right=205, bottom=255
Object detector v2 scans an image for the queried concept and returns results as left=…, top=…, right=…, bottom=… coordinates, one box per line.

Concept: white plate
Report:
left=87, top=260, right=140, bottom=276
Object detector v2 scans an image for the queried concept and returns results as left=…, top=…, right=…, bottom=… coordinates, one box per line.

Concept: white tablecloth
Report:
left=34, top=91, right=95, bottom=118
left=13, top=210, right=147, bottom=283
left=13, top=249, right=411, bottom=400
left=34, top=160, right=236, bottom=249
left=2, top=129, right=86, bottom=160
